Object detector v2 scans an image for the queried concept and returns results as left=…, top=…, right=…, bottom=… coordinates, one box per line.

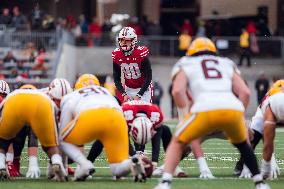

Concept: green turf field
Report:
left=1, top=126, right=284, bottom=189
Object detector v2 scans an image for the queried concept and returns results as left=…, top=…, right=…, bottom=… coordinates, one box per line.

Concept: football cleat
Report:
left=153, top=166, right=164, bottom=176
left=255, top=183, right=271, bottom=189
left=52, top=164, right=68, bottom=182
left=74, top=162, right=95, bottom=181
left=153, top=180, right=171, bottom=189
left=174, top=166, right=188, bottom=178
left=47, top=163, right=55, bottom=180
left=68, top=166, right=75, bottom=176
left=0, top=169, right=9, bottom=180
left=6, top=161, right=20, bottom=177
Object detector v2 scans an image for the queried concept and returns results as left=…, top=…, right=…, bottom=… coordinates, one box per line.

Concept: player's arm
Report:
left=232, top=72, right=250, bottom=109
left=137, top=57, right=152, bottom=97
left=261, top=105, right=277, bottom=179
left=113, top=62, right=126, bottom=95
left=262, top=105, right=276, bottom=162
left=172, top=69, right=188, bottom=109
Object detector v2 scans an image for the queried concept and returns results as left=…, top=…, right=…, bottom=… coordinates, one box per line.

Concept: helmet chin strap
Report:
left=122, top=47, right=134, bottom=56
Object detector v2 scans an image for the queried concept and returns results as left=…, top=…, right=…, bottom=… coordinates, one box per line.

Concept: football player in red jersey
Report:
left=113, top=27, right=152, bottom=103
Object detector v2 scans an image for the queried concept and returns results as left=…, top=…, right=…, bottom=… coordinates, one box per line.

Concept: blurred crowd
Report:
left=0, top=41, right=51, bottom=80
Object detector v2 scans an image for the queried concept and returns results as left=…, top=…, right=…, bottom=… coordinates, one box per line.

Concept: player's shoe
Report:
left=74, top=161, right=95, bottom=181
left=6, top=161, right=20, bottom=177
left=233, top=160, right=243, bottom=176
left=153, top=180, right=171, bottom=189
left=52, top=163, right=68, bottom=182
left=256, top=183, right=271, bottom=189
left=68, top=166, right=75, bottom=176
left=174, top=166, right=187, bottom=177
left=13, top=159, right=21, bottom=176
left=153, top=165, right=164, bottom=176
left=131, top=156, right=146, bottom=182
left=153, top=165, right=187, bottom=178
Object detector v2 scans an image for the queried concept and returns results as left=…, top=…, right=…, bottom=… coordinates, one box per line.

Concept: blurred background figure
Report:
left=104, top=75, right=116, bottom=96
left=255, top=71, right=269, bottom=105
left=0, top=8, right=12, bottom=26
left=180, top=19, right=193, bottom=36
left=178, top=30, right=191, bottom=56
left=238, top=28, right=251, bottom=67
left=153, top=80, right=164, bottom=107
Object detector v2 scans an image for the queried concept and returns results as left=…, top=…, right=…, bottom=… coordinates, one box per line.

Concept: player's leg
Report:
left=100, top=109, right=132, bottom=177
left=0, top=98, right=26, bottom=179
left=87, top=140, right=104, bottom=163
left=31, top=98, right=67, bottom=181
left=61, top=110, right=98, bottom=181
left=234, top=115, right=264, bottom=176
left=191, top=138, right=214, bottom=179
left=221, top=110, right=268, bottom=189
left=153, top=125, right=188, bottom=177
left=26, top=127, right=40, bottom=179
left=155, top=112, right=212, bottom=189
left=6, top=126, right=29, bottom=177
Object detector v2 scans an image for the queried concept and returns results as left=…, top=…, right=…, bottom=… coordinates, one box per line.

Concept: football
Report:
left=141, top=155, right=154, bottom=178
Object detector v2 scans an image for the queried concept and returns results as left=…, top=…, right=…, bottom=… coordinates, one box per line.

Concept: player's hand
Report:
left=261, top=159, right=271, bottom=180
left=239, top=165, right=251, bottom=179
left=26, top=165, right=40, bottom=179
left=270, top=153, right=280, bottom=180
left=133, top=95, right=141, bottom=101
left=123, top=95, right=132, bottom=102
left=199, top=169, right=215, bottom=179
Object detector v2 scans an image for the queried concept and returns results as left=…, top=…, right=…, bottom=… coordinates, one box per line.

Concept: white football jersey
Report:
left=172, top=55, right=244, bottom=112
left=264, top=92, right=284, bottom=122
left=59, top=85, right=122, bottom=131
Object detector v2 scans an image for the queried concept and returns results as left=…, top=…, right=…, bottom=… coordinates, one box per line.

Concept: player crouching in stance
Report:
left=154, top=37, right=270, bottom=189
left=0, top=84, right=67, bottom=181
left=59, top=74, right=148, bottom=182
left=234, top=80, right=284, bottom=179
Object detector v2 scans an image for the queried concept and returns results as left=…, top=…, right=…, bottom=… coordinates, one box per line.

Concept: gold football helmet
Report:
left=186, top=37, right=217, bottom=56
left=74, top=74, right=100, bottom=90
left=20, top=84, right=37, bottom=90
left=268, top=80, right=284, bottom=96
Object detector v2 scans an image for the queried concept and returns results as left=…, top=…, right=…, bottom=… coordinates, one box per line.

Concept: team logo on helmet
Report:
left=130, top=115, right=153, bottom=145
left=0, top=80, right=10, bottom=95
left=117, top=27, right=138, bottom=52
left=48, top=78, right=73, bottom=100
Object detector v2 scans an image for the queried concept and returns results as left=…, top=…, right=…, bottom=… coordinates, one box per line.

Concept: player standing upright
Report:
left=113, top=26, right=152, bottom=102
left=154, top=37, right=270, bottom=189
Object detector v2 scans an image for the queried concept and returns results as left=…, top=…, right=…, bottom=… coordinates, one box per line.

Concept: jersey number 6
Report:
left=201, top=59, right=222, bottom=79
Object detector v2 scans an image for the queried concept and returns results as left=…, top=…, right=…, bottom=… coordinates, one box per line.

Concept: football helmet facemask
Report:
left=117, top=27, right=137, bottom=52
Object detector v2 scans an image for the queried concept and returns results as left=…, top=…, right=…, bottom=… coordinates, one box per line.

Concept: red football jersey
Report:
left=112, top=46, right=150, bottom=89
left=122, top=100, right=163, bottom=129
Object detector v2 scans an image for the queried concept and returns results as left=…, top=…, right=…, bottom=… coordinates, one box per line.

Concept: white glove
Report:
left=26, top=156, right=40, bottom=179
left=261, top=159, right=271, bottom=180
left=269, top=153, right=280, bottom=180
left=200, top=169, right=215, bottom=179
left=239, top=165, right=251, bottom=179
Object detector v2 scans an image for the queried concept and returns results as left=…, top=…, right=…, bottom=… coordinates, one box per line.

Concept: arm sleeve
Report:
left=138, top=57, right=152, bottom=96
left=113, top=62, right=126, bottom=94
